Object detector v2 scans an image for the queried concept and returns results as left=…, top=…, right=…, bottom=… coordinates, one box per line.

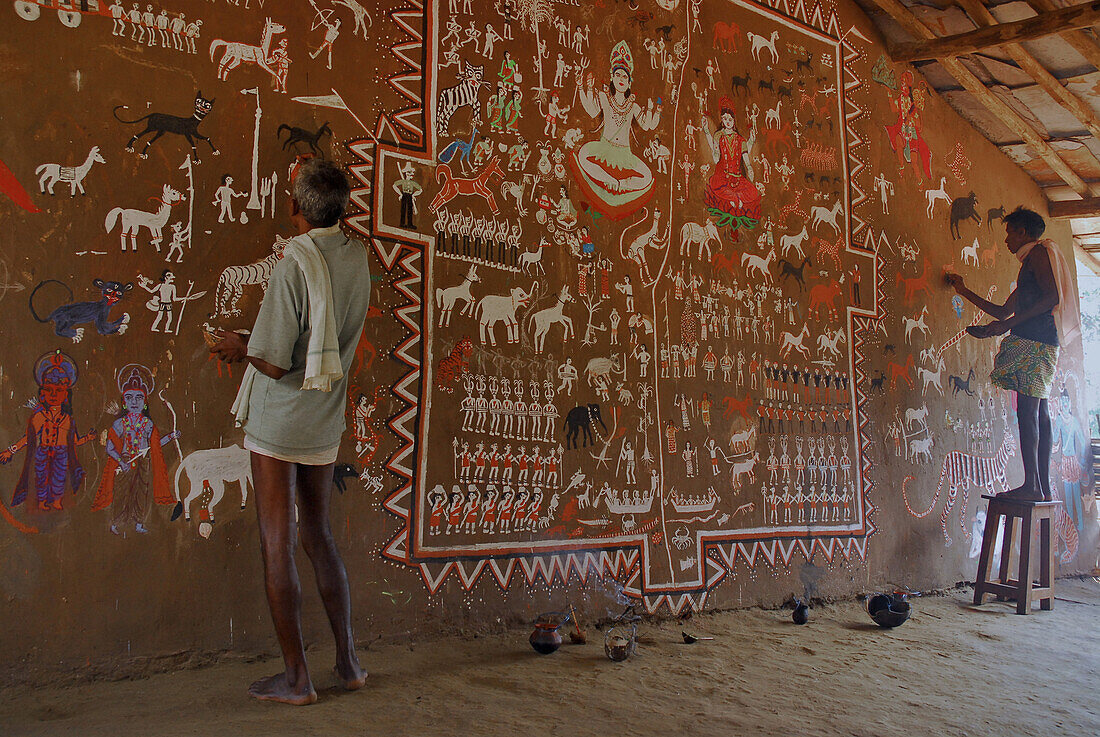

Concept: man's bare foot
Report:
left=248, top=673, right=318, bottom=705
left=334, top=660, right=368, bottom=691
left=997, top=486, right=1046, bottom=502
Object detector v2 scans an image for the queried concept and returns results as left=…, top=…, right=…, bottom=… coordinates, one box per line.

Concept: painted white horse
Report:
left=903, top=306, right=930, bottom=344
left=741, top=248, right=776, bottom=281
left=435, top=265, right=480, bottom=327
left=961, top=237, right=980, bottom=267
left=809, top=198, right=843, bottom=235
left=747, top=29, right=779, bottom=63
left=924, top=176, right=950, bottom=219
left=779, top=324, right=810, bottom=359
left=779, top=224, right=809, bottom=259
left=905, top=403, right=930, bottom=432
left=532, top=286, right=574, bottom=352
left=104, top=184, right=185, bottom=251
left=917, top=357, right=946, bottom=395
left=816, top=327, right=845, bottom=359
left=37, top=145, right=105, bottom=196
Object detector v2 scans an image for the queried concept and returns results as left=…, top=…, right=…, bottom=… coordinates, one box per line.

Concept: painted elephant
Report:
left=563, top=403, right=607, bottom=449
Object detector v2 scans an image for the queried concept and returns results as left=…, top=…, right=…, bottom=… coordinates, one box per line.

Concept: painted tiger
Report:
left=901, top=428, right=1017, bottom=546
left=215, top=236, right=287, bottom=317
left=436, top=336, right=473, bottom=393
left=437, top=62, right=484, bottom=137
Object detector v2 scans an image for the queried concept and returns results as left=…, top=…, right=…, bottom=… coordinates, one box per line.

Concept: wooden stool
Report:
left=973, top=494, right=1059, bottom=614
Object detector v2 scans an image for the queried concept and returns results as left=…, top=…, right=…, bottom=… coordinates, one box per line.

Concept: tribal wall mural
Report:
left=0, top=0, right=1096, bottom=677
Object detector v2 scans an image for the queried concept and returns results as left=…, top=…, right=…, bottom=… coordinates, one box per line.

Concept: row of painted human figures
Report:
left=764, top=435, right=853, bottom=497
left=756, top=402, right=853, bottom=435
left=108, top=3, right=204, bottom=54
left=764, top=367, right=851, bottom=404
left=434, top=209, right=522, bottom=271
left=762, top=482, right=854, bottom=526
left=459, top=376, right=558, bottom=443
left=454, top=441, right=562, bottom=488
left=428, top=484, right=558, bottom=536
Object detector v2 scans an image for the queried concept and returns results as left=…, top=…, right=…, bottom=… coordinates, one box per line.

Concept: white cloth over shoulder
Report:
left=1016, top=238, right=1081, bottom=345
left=231, top=231, right=344, bottom=427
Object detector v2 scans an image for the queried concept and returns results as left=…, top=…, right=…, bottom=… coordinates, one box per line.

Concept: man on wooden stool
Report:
left=946, top=207, right=1080, bottom=502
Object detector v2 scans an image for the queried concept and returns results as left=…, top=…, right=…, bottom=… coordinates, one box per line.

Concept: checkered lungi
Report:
left=990, top=334, right=1059, bottom=399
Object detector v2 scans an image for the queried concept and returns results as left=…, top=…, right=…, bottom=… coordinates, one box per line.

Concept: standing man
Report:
left=946, top=207, right=1079, bottom=502
left=211, top=159, right=370, bottom=705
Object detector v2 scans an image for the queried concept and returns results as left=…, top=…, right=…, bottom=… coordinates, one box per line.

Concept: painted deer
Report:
left=430, top=157, right=505, bottom=214
left=37, top=146, right=105, bottom=196
left=436, top=265, right=480, bottom=327
left=104, top=184, right=185, bottom=251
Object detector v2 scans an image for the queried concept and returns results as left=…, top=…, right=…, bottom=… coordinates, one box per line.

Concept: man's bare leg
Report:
left=295, top=462, right=367, bottom=690
left=1001, top=393, right=1045, bottom=501
left=249, top=453, right=318, bottom=705
left=1037, top=398, right=1053, bottom=500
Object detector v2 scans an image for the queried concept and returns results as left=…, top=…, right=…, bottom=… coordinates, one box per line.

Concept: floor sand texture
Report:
left=2, top=579, right=1098, bottom=737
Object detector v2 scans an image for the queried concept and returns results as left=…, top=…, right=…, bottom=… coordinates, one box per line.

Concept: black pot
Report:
left=868, top=593, right=911, bottom=628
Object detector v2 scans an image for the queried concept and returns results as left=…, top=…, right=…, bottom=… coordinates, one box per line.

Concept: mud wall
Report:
left=0, top=0, right=1095, bottom=683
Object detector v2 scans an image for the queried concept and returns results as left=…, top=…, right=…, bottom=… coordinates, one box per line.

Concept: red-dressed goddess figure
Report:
left=702, top=98, right=762, bottom=229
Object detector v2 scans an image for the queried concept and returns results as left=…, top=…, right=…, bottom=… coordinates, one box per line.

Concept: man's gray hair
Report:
left=293, top=158, right=350, bottom=227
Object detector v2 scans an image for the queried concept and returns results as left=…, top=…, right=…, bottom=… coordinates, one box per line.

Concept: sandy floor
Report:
left=3, top=580, right=1098, bottom=737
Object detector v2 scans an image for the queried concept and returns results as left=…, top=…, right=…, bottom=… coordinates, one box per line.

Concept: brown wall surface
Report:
left=0, top=0, right=1095, bottom=685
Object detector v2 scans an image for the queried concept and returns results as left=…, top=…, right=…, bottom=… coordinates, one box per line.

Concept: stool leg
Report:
left=997, top=514, right=1017, bottom=597
left=1016, top=508, right=1033, bottom=615
left=974, top=507, right=1000, bottom=605
left=1040, top=514, right=1053, bottom=611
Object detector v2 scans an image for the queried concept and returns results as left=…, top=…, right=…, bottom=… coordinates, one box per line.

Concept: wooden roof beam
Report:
left=956, top=0, right=1100, bottom=141
left=1049, top=196, right=1100, bottom=217
left=1027, top=0, right=1100, bottom=72
left=868, top=0, right=1092, bottom=196
left=888, top=1, right=1100, bottom=62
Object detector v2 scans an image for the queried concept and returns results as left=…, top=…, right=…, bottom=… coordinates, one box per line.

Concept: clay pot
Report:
left=867, top=593, right=911, bottom=628
left=529, top=611, right=570, bottom=655
left=530, top=622, right=564, bottom=654
left=792, top=600, right=810, bottom=625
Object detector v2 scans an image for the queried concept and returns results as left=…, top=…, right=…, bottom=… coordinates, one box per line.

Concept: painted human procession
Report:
left=0, top=0, right=1093, bottom=614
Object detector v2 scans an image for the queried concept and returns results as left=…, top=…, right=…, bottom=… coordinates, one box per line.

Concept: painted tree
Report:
left=515, top=0, right=555, bottom=94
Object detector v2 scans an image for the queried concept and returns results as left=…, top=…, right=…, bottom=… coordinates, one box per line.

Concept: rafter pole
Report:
left=1048, top=196, right=1100, bottom=218
left=870, top=0, right=1092, bottom=197
left=1028, top=0, right=1100, bottom=72
left=889, top=0, right=1100, bottom=62
left=957, top=0, right=1100, bottom=141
